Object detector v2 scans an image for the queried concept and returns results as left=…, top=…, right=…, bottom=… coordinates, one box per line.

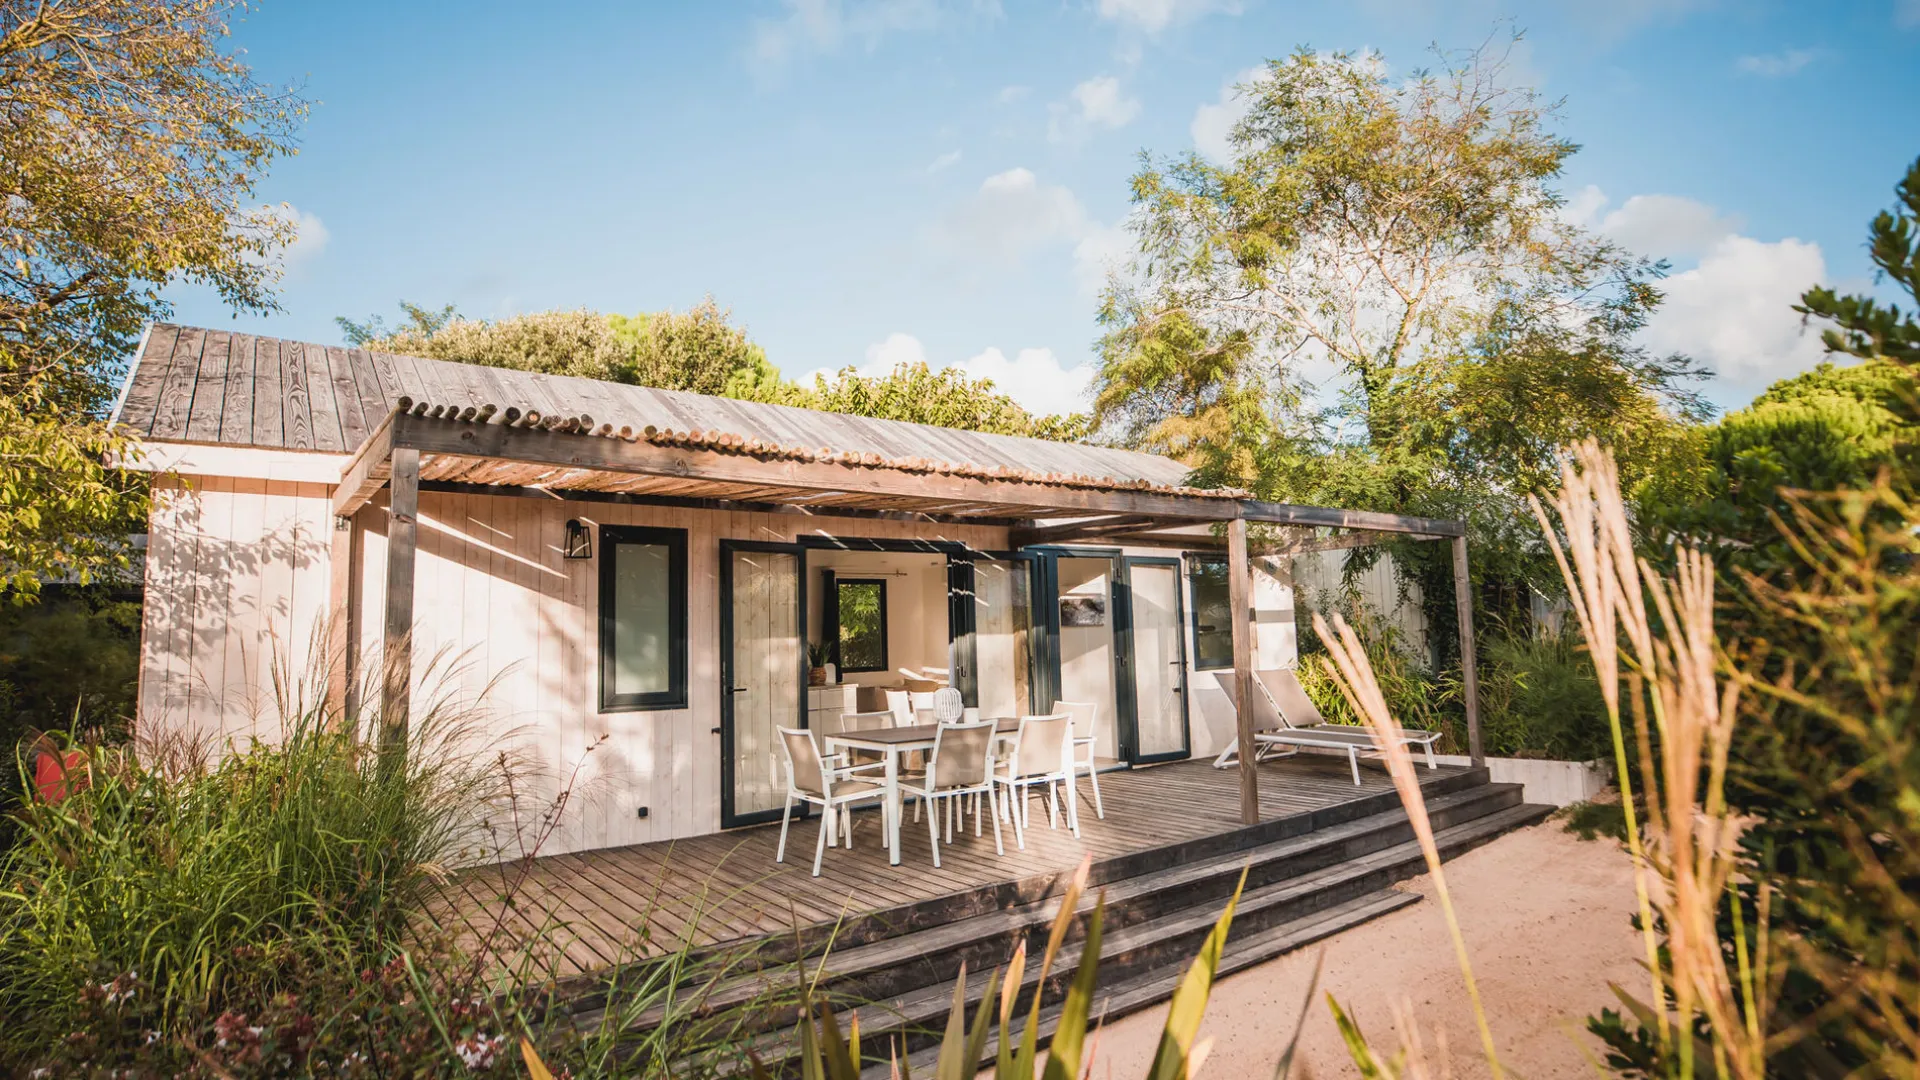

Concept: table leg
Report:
left=886, top=750, right=901, bottom=866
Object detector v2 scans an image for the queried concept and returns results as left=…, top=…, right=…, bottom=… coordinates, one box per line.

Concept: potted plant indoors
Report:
left=807, top=641, right=833, bottom=686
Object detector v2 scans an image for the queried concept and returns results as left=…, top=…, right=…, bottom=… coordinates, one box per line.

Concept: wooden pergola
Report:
left=334, top=405, right=1483, bottom=825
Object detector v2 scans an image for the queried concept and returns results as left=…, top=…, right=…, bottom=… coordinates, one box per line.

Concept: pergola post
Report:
left=381, top=447, right=419, bottom=762
left=1450, top=534, right=1483, bottom=765
left=1227, top=516, right=1259, bottom=824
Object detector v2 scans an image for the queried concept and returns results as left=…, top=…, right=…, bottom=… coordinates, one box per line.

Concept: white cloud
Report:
left=814, top=333, right=1093, bottom=417
left=1072, top=219, right=1133, bottom=298
left=1644, top=234, right=1828, bottom=390
left=1048, top=75, right=1141, bottom=144
left=1737, top=49, right=1819, bottom=77
left=750, top=0, right=953, bottom=65
left=954, top=346, right=1094, bottom=416
left=1566, top=187, right=1829, bottom=392
left=1095, top=0, right=1240, bottom=34
left=937, top=167, right=1088, bottom=261
left=926, top=149, right=962, bottom=173
left=1593, top=192, right=1744, bottom=261
left=243, top=203, right=328, bottom=275
left=1191, top=65, right=1265, bottom=161
left=1072, top=75, right=1140, bottom=128
left=996, top=84, right=1030, bottom=104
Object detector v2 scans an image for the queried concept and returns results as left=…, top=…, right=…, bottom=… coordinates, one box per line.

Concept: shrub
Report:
left=1295, top=597, right=1446, bottom=735
left=1466, top=623, right=1613, bottom=761
left=0, top=658, right=506, bottom=1069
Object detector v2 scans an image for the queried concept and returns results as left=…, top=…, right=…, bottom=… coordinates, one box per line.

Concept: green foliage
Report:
left=1709, top=481, right=1920, bottom=1074
left=2, top=0, right=303, bottom=598
left=1466, top=624, right=1612, bottom=761
left=1639, top=359, right=1920, bottom=561
left=750, top=866, right=1244, bottom=1080
left=351, top=301, right=1092, bottom=440
left=335, top=301, right=460, bottom=346
left=781, top=361, right=1092, bottom=441
left=1561, top=799, right=1629, bottom=843
left=1794, top=153, right=1920, bottom=366
left=1091, top=38, right=1700, bottom=669
left=1294, top=599, right=1446, bottom=736
left=0, top=668, right=503, bottom=1058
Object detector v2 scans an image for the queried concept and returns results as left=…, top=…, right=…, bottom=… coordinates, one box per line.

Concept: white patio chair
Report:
left=1053, top=699, right=1106, bottom=819
left=838, top=709, right=896, bottom=766
left=905, top=719, right=1003, bottom=867
left=991, top=713, right=1078, bottom=848
left=774, top=726, right=888, bottom=876
left=884, top=689, right=914, bottom=726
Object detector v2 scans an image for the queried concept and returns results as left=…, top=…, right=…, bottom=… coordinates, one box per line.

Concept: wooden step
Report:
left=833, top=801, right=1554, bottom=1068
left=572, top=780, right=1525, bottom=1027
left=861, top=888, right=1421, bottom=1080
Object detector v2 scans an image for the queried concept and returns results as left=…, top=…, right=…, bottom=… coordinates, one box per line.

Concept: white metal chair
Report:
left=992, top=713, right=1078, bottom=848
left=1053, top=699, right=1106, bottom=819
left=838, top=709, right=896, bottom=766
left=905, top=719, right=1003, bottom=867
left=884, top=689, right=914, bottom=727
left=774, top=727, right=888, bottom=876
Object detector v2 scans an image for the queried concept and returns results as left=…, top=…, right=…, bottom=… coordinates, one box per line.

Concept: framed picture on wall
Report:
left=1059, top=596, right=1106, bottom=627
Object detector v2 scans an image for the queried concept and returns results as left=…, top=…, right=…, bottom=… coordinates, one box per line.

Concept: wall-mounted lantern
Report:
left=564, top=519, right=594, bottom=560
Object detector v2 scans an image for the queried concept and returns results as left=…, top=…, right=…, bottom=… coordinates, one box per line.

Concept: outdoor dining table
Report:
left=823, top=716, right=1021, bottom=866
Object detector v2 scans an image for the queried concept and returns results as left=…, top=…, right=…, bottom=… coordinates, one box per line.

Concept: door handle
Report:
left=711, top=727, right=722, bottom=734
left=730, top=687, right=749, bottom=693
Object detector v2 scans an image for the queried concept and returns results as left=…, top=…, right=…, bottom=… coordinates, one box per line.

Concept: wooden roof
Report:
left=113, top=323, right=1193, bottom=491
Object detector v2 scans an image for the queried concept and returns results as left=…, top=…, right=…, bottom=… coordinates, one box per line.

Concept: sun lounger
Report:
left=1210, top=668, right=1441, bottom=784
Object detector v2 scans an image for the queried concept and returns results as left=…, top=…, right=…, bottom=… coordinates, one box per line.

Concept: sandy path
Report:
left=1073, top=820, right=1642, bottom=1079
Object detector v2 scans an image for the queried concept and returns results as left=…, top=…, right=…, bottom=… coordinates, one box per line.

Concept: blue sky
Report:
left=168, top=0, right=1920, bottom=417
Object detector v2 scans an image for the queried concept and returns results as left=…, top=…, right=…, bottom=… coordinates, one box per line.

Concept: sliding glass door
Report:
left=719, top=541, right=806, bottom=828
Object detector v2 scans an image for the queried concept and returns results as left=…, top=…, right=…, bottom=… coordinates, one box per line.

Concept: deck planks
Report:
left=442, top=757, right=1470, bottom=976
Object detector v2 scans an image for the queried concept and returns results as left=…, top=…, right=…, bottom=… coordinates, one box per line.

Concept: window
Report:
left=1187, top=555, right=1233, bottom=670
left=834, top=578, right=889, bottom=673
left=599, top=525, right=688, bottom=711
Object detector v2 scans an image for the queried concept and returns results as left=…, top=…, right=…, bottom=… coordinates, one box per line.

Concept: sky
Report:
left=166, top=0, right=1920, bottom=419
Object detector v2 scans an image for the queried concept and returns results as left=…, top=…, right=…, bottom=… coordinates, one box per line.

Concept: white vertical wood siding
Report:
left=139, top=465, right=1305, bottom=856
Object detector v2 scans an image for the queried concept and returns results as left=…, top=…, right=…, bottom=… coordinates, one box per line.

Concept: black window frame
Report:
left=832, top=577, right=890, bottom=674
left=598, top=524, right=689, bottom=712
left=1185, top=553, right=1233, bottom=671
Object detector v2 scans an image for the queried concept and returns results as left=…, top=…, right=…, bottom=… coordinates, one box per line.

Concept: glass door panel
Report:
left=1127, top=559, right=1190, bottom=762
left=721, top=543, right=804, bottom=827
left=973, top=558, right=1033, bottom=719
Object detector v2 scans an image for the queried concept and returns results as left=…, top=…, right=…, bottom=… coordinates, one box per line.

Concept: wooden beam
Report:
left=380, top=447, right=419, bottom=763
left=1009, top=515, right=1160, bottom=547
left=1237, top=500, right=1462, bottom=537
left=1252, top=529, right=1445, bottom=557
left=324, top=509, right=353, bottom=716
left=416, top=480, right=1026, bottom=529
left=386, top=413, right=1466, bottom=536
left=334, top=408, right=396, bottom=516
left=1227, top=517, right=1259, bottom=825
left=1451, top=534, right=1483, bottom=765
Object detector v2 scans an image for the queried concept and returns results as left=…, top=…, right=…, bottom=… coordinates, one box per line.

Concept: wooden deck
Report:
left=444, top=756, right=1473, bottom=977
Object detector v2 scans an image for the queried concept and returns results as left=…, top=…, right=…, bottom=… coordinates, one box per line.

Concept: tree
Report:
left=608, top=299, right=772, bottom=397
left=335, top=301, right=459, bottom=347
left=1795, top=153, right=1920, bottom=366
left=1092, top=39, right=1701, bottom=619
left=787, top=362, right=1091, bottom=441
left=351, top=301, right=1091, bottom=440
left=0, top=0, right=305, bottom=599
left=357, top=298, right=770, bottom=395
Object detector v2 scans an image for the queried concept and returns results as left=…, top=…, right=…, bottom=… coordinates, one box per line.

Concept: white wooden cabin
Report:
left=112, top=324, right=1479, bottom=856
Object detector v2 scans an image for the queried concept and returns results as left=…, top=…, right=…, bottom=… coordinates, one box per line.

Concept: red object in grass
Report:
left=32, top=749, right=88, bottom=803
